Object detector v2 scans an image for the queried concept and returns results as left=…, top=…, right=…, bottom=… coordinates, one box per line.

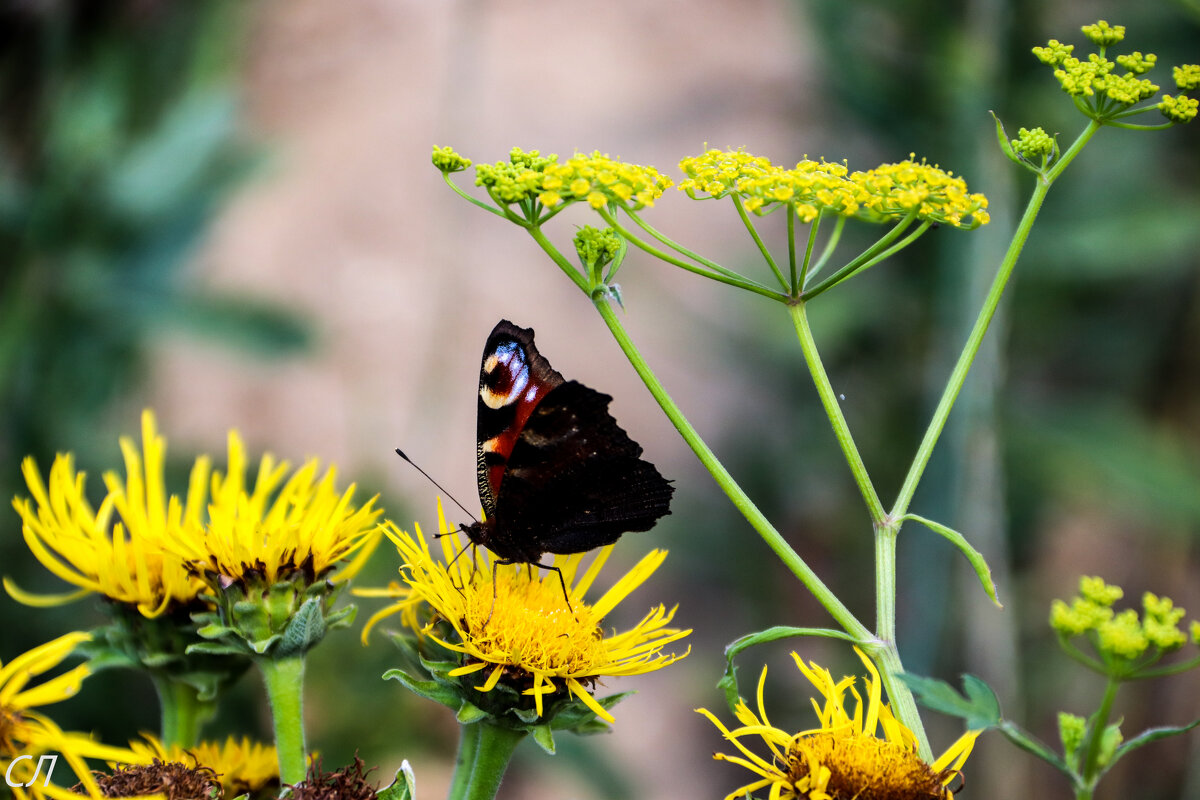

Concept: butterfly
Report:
left=460, top=319, right=673, bottom=570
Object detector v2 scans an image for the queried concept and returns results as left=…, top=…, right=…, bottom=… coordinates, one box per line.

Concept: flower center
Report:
left=788, top=731, right=954, bottom=800
left=461, top=567, right=605, bottom=674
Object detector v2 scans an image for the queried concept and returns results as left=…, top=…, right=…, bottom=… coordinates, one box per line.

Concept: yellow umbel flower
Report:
left=168, top=427, right=381, bottom=587
left=374, top=502, right=690, bottom=724
left=129, top=734, right=280, bottom=798
left=539, top=151, right=673, bottom=210
left=699, top=648, right=978, bottom=800
left=9, top=410, right=207, bottom=617
left=1, top=634, right=143, bottom=800
left=852, top=157, right=990, bottom=228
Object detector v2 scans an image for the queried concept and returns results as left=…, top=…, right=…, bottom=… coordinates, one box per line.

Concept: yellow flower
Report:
left=167, top=426, right=381, bottom=586
left=128, top=734, right=280, bottom=798
left=540, top=151, right=673, bottom=210
left=1, top=633, right=143, bottom=800
left=699, top=648, right=978, bottom=800
left=372, top=502, right=690, bottom=724
left=9, top=410, right=207, bottom=617
left=852, top=157, right=989, bottom=228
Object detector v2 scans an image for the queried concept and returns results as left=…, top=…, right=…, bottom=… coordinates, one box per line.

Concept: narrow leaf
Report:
left=903, top=514, right=1001, bottom=607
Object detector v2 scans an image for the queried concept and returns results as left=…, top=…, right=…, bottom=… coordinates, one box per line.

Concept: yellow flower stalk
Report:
left=0, top=633, right=143, bottom=800
left=699, top=648, right=977, bottom=800
left=372, top=501, right=690, bottom=725
left=9, top=410, right=207, bottom=617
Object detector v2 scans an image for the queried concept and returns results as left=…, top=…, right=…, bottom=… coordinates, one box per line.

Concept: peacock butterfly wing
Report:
left=464, top=320, right=673, bottom=566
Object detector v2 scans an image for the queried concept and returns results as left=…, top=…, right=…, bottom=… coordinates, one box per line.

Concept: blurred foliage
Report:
left=0, top=0, right=310, bottom=489
left=0, top=0, right=311, bottom=747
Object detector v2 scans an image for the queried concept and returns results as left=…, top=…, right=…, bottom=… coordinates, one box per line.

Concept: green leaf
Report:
left=991, top=112, right=1022, bottom=166
left=901, top=514, right=1002, bottom=607
left=377, top=761, right=416, bottom=800
left=719, top=627, right=860, bottom=713
left=898, top=672, right=1002, bottom=731
left=995, top=720, right=1074, bottom=778
left=1103, top=719, right=1200, bottom=774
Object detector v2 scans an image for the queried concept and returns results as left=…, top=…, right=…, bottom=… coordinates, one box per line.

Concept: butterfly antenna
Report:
left=394, top=448, right=479, bottom=523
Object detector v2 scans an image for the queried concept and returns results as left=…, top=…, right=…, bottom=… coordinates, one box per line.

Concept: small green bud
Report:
left=1116, top=51, right=1156, bottom=75
left=1096, top=609, right=1149, bottom=659
left=1096, top=723, right=1123, bottom=767
left=1080, top=576, right=1123, bottom=606
left=1033, top=39, right=1074, bottom=66
left=432, top=145, right=471, bottom=173
left=1059, top=712, right=1087, bottom=767
left=1011, top=127, right=1055, bottom=161
left=1174, top=64, right=1200, bottom=91
left=1081, top=20, right=1125, bottom=47
left=1159, top=94, right=1199, bottom=123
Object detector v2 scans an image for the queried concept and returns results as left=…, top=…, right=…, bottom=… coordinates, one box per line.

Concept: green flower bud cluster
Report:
left=1049, top=576, right=1198, bottom=678
left=1033, top=20, right=1197, bottom=124
left=574, top=226, right=623, bottom=272
left=1011, top=127, right=1056, bottom=161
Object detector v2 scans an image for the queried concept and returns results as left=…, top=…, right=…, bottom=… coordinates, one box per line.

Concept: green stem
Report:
left=459, top=723, right=526, bottom=800
left=151, top=675, right=213, bottom=749
left=259, top=655, right=308, bottom=786
left=868, top=544, right=932, bottom=760
left=1076, top=677, right=1121, bottom=800
left=732, top=195, right=789, bottom=290
left=890, top=119, right=1101, bottom=521
left=446, top=720, right=482, bottom=800
left=624, top=207, right=753, bottom=282
left=602, top=211, right=786, bottom=300
left=592, top=299, right=869, bottom=642
left=788, top=303, right=886, bottom=523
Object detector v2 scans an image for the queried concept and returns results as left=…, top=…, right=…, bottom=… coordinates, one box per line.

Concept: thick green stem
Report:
left=592, top=299, right=869, bottom=643
left=446, top=721, right=482, bottom=800
left=788, top=303, right=885, bottom=523
left=151, top=676, right=213, bottom=749
left=259, top=655, right=308, bottom=786
left=459, top=723, right=526, bottom=800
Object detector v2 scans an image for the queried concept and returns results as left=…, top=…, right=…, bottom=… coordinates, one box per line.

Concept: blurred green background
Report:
left=2, top=1, right=1197, bottom=799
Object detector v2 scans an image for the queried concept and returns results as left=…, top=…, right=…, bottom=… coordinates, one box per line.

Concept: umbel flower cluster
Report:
left=1032, top=20, right=1198, bottom=123
left=437, top=145, right=990, bottom=230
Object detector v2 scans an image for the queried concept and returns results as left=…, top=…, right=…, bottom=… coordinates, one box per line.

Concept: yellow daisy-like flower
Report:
left=1, top=633, right=143, bottom=800
left=373, top=502, right=690, bottom=724
left=699, top=648, right=978, bottom=800
left=167, top=426, right=381, bottom=586
left=128, top=734, right=280, bottom=798
left=9, top=410, right=208, bottom=617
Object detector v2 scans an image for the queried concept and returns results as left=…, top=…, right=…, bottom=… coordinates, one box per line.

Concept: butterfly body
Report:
left=462, top=320, right=673, bottom=565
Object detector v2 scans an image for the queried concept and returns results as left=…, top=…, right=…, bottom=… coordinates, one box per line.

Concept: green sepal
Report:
left=456, top=702, right=488, bottom=724
left=279, top=598, right=327, bottom=657
left=383, top=667, right=464, bottom=709
left=531, top=724, right=556, bottom=754
left=377, top=761, right=416, bottom=800
left=719, top=626, right=860, bottom=713
left=898, top=671, right=1002, bottom=731
left=80, top=605, right=250, bottom=703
